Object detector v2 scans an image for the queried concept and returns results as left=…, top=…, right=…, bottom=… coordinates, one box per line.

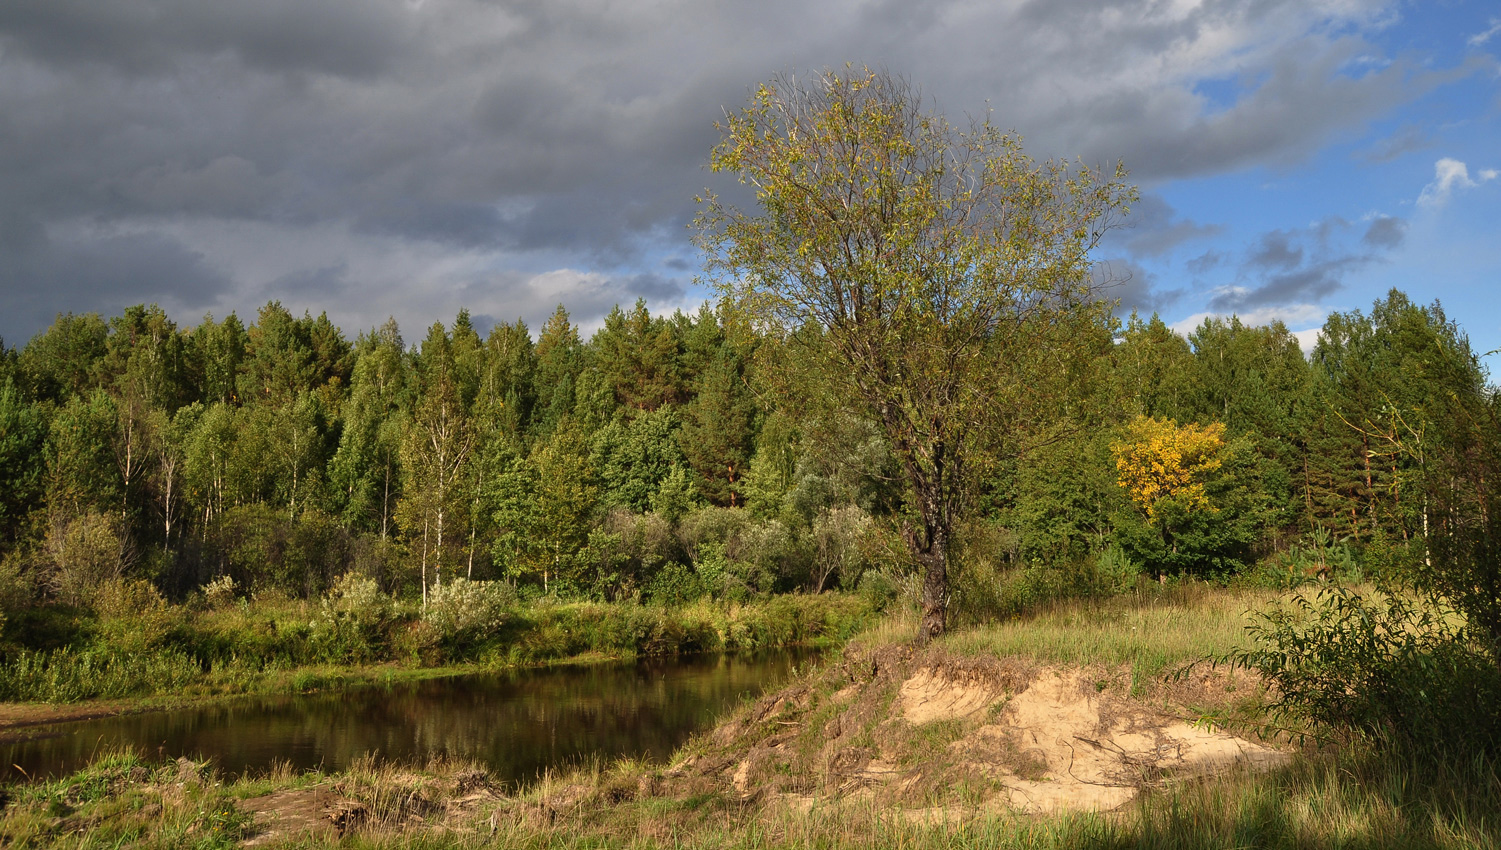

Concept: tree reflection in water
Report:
left=0, top=649, right=819, bottom=783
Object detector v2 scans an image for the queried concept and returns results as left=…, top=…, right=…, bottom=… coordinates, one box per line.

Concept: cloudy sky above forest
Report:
left=1, top=0, right=1498, bottom=355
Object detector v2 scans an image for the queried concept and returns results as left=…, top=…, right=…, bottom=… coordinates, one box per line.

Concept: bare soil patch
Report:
left=649, top=642, right=1283, bottom=817
left=0, top=701, right=145, bottom=736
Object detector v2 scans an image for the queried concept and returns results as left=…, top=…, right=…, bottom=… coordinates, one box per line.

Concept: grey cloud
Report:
left=1186, top=250, right=1225, bottom=275
left=1208, top=215, right=1402, bottom=314
left=0, top=0, right=1474, bottom=343
left=1358, top=124, right=1432, bottom=162
left=0, top=0, right=414, bottom=78
left=1059, top=39, right=1474, bottom=180
left=1119, top=194, right=1223, bottom=258
left=1249, top=231, right=1304, bottom=270
left=1361, top=215, right=1407, bottom=249
left=0, top=227, right=231, bottom=341
left=270, top=264, right=350, bottom=300
left=1209, top=259, right=1356, bottom=311
left=1092, top=258, right=1182, bottom=318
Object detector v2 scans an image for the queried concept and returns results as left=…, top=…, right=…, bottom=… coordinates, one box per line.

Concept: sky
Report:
left=1, top=0, right=1497, bottom=358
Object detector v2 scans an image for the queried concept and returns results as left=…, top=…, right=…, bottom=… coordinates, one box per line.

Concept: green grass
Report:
left=11, top=582, right=1499, bottom=848
left=0, top=592, right=877, bottom=707
left=937, top=583, right=1278, bottom=683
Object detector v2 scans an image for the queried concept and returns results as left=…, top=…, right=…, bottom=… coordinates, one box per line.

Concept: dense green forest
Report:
left=0, top=287, right=1481, bottom=620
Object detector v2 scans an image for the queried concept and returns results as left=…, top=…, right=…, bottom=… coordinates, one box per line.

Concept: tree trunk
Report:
left=914, top=482, right=950, bottom=641
left=918, top=527, right=948, bottom=641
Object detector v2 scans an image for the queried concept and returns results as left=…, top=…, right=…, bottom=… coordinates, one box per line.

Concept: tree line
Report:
left=0, top=287, right=1483, bottom=616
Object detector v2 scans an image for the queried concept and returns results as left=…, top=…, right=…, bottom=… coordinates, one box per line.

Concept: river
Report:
left=0, top=649, right=818, bottom=783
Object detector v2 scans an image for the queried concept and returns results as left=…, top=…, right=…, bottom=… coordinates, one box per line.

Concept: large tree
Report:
left=697, top=68, right=1133, bottom=638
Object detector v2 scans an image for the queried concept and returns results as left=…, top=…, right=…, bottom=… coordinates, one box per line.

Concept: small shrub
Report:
left=94, top=578, right=178, bottom=654
left=644, top=561, right=704, bottom=605
left=1232, top=585, right=1501, bottom=757
left=201, top=575, right=239, bottom=610
left=422, top=578, right=515, bottom=648
left=856, top=568, right=901, bottom=612
left=312, top=573, right=393, bottom=663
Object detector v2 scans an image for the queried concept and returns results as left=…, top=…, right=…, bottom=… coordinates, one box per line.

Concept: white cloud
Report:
left=1417, top=158, right=1497, bottom=208
left=1469, top=18, right=1501, bottom=47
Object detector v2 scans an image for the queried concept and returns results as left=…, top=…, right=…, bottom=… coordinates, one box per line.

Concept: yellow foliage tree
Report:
left=1112, top=416, right=1227, bottom=521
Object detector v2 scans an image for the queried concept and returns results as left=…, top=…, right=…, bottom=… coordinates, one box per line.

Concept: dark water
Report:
left=0, top=650, right=818, bottom=784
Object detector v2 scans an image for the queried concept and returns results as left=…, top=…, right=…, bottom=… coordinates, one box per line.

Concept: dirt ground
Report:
left=0, top=701, right=144, bottom=737
left=648, top=643, right=1285, bottom=817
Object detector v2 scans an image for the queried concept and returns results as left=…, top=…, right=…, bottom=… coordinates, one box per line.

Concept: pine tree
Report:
left=533, top=306, right=581, bottom=436
left=678, top=348, right=755, bottom=506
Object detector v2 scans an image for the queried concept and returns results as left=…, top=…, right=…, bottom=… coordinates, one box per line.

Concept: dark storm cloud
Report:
left=0, top=0, right=414, bottom=77
left=0, top=0, right=1468, bottom=342
left=0, top=226, right=230, bottom=340
left=269, top=265, right=351, bottom=300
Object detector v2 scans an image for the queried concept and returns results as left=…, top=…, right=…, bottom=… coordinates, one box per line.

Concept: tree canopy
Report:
left=696, top=67, right=1135, bottom=637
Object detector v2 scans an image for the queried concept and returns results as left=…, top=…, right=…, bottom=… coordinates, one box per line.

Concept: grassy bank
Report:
left=4, top=743, right=1498, bottom=849
left=6, top=583, right=1498, bottom=848
left=0, top=591, right=876, bottom=708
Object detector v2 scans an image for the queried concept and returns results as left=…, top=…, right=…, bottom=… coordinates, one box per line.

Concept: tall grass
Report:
left=0, top=647, right=202, bottom=702
left=939, top=584, right=1276, bottom=682
left=0, top=593, right=877, bottom=704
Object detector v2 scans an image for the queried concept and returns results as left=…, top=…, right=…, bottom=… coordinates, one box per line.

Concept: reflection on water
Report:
left=0, top=649, right=819, bottom=783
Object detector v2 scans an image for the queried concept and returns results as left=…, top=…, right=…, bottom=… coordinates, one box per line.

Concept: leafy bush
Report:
left=201, top=574, right=239, bottom=610
left=93, top=578, right=179, bottom=654
left=1232, top=585, right=1501, bottom=757
left=0, top=550, right=34, bottom=634
left=953, top=545, right=1139, bottom=625
left=1251, top=527, right=1361, bottom=589
left=312, top=573, right=393, bottom=663
left=644, top=562, right=704, bottom=605
left=422, top=578, right=515, bottom=648
left=44, top=512, right=132, bottom=607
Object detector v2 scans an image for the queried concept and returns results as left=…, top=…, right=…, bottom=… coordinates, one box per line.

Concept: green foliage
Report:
left=645, top=562, right=706, bottom=606
left=811, top=505, right=872, bottom=592
left=17, top=312, right=108, bottom=403
left=47, top=390, right=123, bottom=515
left=200, top=574, right=238, bottom=609
left=0, top=646, right=201, bottom=702
left=0, top=380, right=46, bottom=545
left=93, top=578, right=179, bottom=654
left=1000, top=428, right=1121, bottom=565
left=953, top=542, right=1140, bottom=625
left=1113, top=429, right=1272, bottom=577
left=422, top=578, right=514, bottom=647
left=1234, top=586, right=1501, bottom=757
left=312, top=572, right=393, bottom=663
left=591, top=407, right=686, bottom=513
left=43, top=511, right=132, bottom=607
left=208, top=505, right=352, bottom=598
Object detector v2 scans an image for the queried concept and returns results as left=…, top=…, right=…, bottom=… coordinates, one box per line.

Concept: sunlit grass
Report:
left=943, top=584, right=1276, bottom=676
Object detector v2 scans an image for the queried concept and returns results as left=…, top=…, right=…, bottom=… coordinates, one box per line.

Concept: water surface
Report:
left=0, top=650, right=817, bottom=783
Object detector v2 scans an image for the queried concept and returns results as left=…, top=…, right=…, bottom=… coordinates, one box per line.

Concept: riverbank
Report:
left=7, top=585, right=1497, bottom=848
left=0, top=592, right=874, bottom=734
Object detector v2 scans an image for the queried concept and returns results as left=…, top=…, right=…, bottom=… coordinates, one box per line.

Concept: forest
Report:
left=0, top=289, right=1483, bottom=676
